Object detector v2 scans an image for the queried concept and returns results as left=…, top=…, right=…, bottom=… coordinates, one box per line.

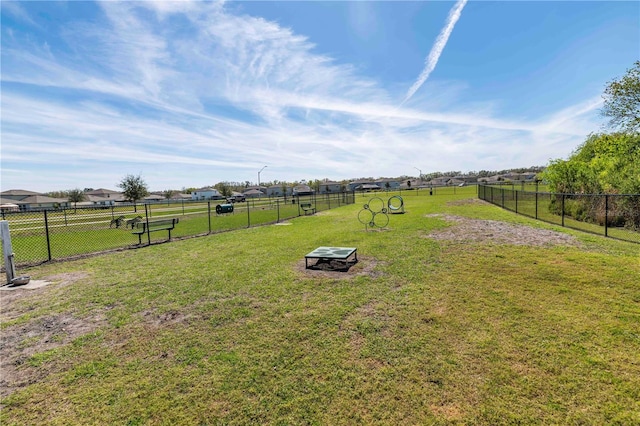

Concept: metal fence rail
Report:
left=478, top=185, right=640, bottom=244
left=1, top=192, right=356, bottom=272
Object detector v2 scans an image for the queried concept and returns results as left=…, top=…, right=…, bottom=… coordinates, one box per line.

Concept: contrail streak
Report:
left=401, top=0, right=467, bottom=105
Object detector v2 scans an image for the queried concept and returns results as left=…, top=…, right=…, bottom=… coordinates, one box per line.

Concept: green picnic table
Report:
left=305, top=247, right=358, bottom=269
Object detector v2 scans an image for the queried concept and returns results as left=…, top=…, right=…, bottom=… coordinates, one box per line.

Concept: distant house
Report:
left=84, top=188, right=125, bottom=202
left=348, top=180, right=375, bottom=191
left=317, top=181, right=342, bottom=194
left=0, top=189, right=41, bottom=202
left=266, top=185, right=292, bottom=197
left=0, top=197, right=20, bottom=212
left=429, top=177, right=453, bottom=186
left=243, top=188, right=265, bottom=198
left=354, top=183, right=381, bottom=192
left=170, top=193, right=192, bottom=200
left=76, top=195, right=116, bottom=208
left=292, top=184, right=314, bottom=196
left=191, top=187, right=223, bottom=200
left=453, top=175, right=478, bottom=184
left=144, top=194, right=166, bottom=202
left=374, top=179, right=401, bottom=190
left=17, top=195, right=69, bottom=211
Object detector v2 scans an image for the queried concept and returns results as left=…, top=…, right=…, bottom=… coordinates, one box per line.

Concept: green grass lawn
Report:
left=2, top=187, right=639, bottom=425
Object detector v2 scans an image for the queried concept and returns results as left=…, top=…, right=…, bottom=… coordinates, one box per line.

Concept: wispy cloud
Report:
left=402, top=0, right=468, bottom=105
left=1, top=1, right=607, bottom=192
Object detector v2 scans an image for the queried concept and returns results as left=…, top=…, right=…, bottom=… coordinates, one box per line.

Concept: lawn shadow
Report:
left=307, top=257, right=357, bottom=272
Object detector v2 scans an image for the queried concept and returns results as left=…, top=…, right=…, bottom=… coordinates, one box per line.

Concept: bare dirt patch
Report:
left=0, top=271, right=103, bottom=399
left=447, top=198, right=491, bottom=206
left=140, top=309, right=189, bottom=328
left=426, top=214, right=581, bottom=247
left=296, top=256, right=385, bottom=280
left=0, top=272, right=88, bottom=316
left=0, top=312, right=107, bottom=399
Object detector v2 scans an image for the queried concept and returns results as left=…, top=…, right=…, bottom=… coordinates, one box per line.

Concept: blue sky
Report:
left=1, top=1, right=638, bottom=193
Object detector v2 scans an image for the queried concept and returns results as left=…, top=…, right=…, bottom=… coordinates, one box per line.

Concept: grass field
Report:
left=2, top=187, right=639, bottom=425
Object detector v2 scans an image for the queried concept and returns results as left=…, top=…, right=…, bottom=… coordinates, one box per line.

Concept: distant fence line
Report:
left=1, top=192, right=356, bottom=273
left=478, top=185, right=640, bottom=244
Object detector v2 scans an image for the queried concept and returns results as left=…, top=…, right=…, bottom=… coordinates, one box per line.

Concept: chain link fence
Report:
left=478, top=185, right=640, bottom=244
left=1, top=192, right=356, bottom=272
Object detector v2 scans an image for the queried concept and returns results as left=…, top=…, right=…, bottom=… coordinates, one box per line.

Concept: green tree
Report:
left=543, top=133, right=639, bottom=194
left=214, top=182, right=232, bottom=197
left=542, top=133, right=640, bottom=228
left=164, top=190, right=175, bottom=200
left=602, top=61, right=640, bottom=134
left=118, top=174, right=149, bottom=211
left=67, top=188, right=85, bottom=212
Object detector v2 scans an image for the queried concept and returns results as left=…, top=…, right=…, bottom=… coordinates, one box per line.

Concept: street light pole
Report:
left=258, top=165, right=267, bottom=187
left=414, top=167, right=422, bottom=181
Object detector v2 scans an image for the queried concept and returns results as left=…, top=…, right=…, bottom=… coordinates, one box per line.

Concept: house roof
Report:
left=19, top=195, right=68, bottom=204
left=0, top=197, right=21, bottom=204
left=0, top=189, right=41, bottom=196
left=85, top=188, right=121, bottom=196
left=83, top=195, right=112, bottom=202
left=170, top=193, right=191, bottom=199
left=356, top=184, right=381, bottom=190
left=144, top=194, right=165, bottom=200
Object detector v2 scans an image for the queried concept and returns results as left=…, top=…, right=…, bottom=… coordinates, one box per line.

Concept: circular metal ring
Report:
left=367, top=197, right=385, bottom=213
left=358, top=208, right=374, bottom=225
left=388, top=195, right=404, bottom=211
left=374, top=212, right=389, bottom=228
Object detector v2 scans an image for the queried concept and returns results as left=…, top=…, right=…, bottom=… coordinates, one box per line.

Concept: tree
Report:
left=118, top=174, right=149, bottom=210
left=601, top=61, right=640, bottom=134
left=542, top=132, right=640, bottom=227
left=543, top=133, right=640, bottom=195
left=164, top=190, right=175, bottom=200
left=214, top=182, right=232, bottom=197
left=68, top=188, right=85, bottom=212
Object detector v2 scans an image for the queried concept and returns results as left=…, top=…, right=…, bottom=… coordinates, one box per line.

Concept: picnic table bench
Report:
left=305, top=247, right=358, bottom=269
left=300, top=202, right=316, bottom=215
left=132, top=218, right=179, bottom=244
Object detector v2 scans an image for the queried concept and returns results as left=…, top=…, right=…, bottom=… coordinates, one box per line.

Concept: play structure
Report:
left=357, top=196, right=404, bottom=231
left=216, top=203, right=234, bottom=214
left=387, top=195, right=405, bottom=214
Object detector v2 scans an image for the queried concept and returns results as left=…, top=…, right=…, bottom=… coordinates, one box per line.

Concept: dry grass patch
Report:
left=295, top=255, right=385, bottom=280
left=426, top=214, right=582, bottom=247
